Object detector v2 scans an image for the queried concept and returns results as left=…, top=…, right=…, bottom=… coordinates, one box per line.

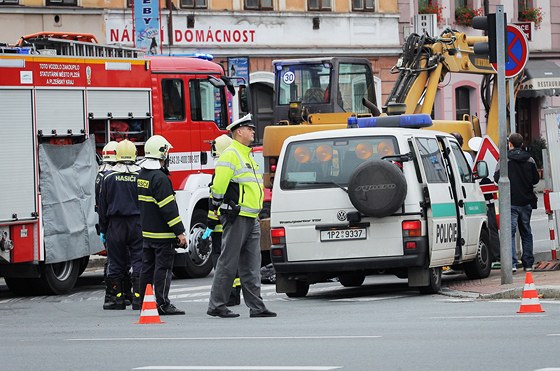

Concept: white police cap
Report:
left=226, top=113, right=255, bottom=132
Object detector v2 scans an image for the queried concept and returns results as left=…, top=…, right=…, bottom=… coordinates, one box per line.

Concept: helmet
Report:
left=116, top=139, right=137, bottom=162
left=102, top=141, right=118, bottom=163
left=144, top=135, right=173, bottom=160
left=211, top=134, right=232, bottom=158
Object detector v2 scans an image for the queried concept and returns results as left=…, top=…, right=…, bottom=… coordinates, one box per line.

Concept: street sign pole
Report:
left=496, top=5, right=513, bottom=284
left=508, top=79, right=516, bottom=134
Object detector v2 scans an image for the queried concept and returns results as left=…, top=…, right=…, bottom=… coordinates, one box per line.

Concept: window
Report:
left=449, top=141, right=473, bottom=183
left=415, top=137, right=448, bottom=183
left=181, top=0, right=207, bottom=9
left=162, top=79, right=185, bottom=121
left=189, top=79, right=228, bottom=130
left=455, top=86, right=471, bottom=121
left=308, top=0, right=331, bottom=11
left=280, top=136, right=399, bottom=189
left=0, top=0, right=19, bottom=4
left=245, top=0, right=273, bottom=10
left=277, top=63, right=331, bottom=105
left=338, top=63, right=375, bottom=114
left=46, top=0, right=77, bottom=5
left=352, top=0, right=374, bottom=11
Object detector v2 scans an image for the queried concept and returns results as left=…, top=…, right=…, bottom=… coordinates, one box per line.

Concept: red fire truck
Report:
left=0, top=32, right=242, bottom=295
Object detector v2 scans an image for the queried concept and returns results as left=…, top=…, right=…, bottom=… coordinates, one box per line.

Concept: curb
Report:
left=441, top=285, right=560, bottom=300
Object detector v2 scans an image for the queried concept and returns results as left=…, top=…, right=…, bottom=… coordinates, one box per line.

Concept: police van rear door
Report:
left=411, top=135, right=457, bottom=267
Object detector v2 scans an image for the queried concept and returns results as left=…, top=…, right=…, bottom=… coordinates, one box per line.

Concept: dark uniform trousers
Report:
left=106, top=216, right=143, bottom=279
left=139, top=240, right=176, bottom=307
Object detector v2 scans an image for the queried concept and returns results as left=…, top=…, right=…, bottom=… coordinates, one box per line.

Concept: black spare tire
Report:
left=348, top=160, right=407, bottom=217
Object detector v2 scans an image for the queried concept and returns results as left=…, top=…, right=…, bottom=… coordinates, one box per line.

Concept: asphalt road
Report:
left=1, top=271, right=560, bottom=371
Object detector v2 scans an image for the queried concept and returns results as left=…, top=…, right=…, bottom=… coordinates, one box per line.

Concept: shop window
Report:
left=181, top=0, right=207, bottom=9
left=455, top=86, right=471, bottom=121
left=308, top=0, right=331, bottom=11
left=46, top=0, right=77, bottom=5
left=244, top=0, right=273, bottom=10
left=352, top=0, right=374, bottom=11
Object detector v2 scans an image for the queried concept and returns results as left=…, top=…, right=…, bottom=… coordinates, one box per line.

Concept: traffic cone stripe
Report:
left=517, top=272, right=545, bottom=314
left=136, top=284, right=164, bottom=324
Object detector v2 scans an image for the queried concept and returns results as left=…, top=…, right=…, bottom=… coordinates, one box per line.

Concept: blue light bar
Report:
left=349, top=114, right=433, bottom=129
left=158, top=53, right=214, bottom=61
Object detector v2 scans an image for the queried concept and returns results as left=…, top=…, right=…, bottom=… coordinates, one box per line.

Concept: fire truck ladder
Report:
left=18, top=33, right=144, bottom=58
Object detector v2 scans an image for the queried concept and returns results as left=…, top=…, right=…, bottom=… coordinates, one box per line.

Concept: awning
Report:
left=518, top=60, right=560, bottom=98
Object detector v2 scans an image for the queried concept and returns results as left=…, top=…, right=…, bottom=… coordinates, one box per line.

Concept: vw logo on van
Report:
left=336, top=210, right=347, bottom=221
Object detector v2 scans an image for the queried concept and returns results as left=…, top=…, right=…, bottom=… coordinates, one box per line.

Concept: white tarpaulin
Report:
left=39, top=137, right=103, bottom=264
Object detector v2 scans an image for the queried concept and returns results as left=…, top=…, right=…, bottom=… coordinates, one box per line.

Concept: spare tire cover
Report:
left=348, top=160, right=407, bottom=217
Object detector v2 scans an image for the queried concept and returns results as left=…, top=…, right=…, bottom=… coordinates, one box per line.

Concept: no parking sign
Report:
left=491, top=24, right=529, bottom=78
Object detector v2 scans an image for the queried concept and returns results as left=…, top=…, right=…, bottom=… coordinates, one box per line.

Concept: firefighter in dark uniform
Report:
left=206, top=114, right=276, bottom=318
left=98, top=140, right=143, bottom=310
left=201, top=134, right=241, bottom=306
left=95, top=141, right=118, bottom=309
left=138, top=134, right=187, bottom=315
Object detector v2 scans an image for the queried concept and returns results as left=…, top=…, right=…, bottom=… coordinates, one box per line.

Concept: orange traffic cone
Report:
left=136, top=284, right=164, bottom=324
left=517, top=272, right=545, bottom=314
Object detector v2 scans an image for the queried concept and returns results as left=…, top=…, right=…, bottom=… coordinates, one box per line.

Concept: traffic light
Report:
left=472, top=13, right=507, bottom=64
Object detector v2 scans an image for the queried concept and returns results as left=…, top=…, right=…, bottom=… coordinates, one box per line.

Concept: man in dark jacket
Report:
left=138, top=135, right=187, bottom=315
left=494, top=133, right=540, bottom=272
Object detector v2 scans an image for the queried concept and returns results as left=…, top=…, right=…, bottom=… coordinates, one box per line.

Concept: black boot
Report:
left=226, top=286, right=241, bottom=307
left=102, top=281, right=115, bottom=310
left=104, top=278, right=126, bottom=310
left=131, top=276, right=142, bottom=310
left=123, top=276, right=132, bottom=307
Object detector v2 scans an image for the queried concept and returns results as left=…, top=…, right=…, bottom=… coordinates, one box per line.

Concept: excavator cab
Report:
left=272, top=57, right=378, bottom=124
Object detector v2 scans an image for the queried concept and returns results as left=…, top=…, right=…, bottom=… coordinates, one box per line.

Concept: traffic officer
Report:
left=201, top=134, right=241, bottom=306
left=98, top=140, right=143, bottom=310
left=137, top=135, right=187, bottom=315
left=207, top=114, right=276, bottom=318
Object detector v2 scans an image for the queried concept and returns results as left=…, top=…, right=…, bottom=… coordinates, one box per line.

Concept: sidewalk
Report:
left=442, top=265, right=560, bottom=300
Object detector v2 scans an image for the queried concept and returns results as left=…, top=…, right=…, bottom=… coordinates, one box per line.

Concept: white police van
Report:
left=269, top=114, right=491, bottom=296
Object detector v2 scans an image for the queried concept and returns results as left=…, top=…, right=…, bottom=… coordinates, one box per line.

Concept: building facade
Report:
left=1, top=0, right=558, bottom=153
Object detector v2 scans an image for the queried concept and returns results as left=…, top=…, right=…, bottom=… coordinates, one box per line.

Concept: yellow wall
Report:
left=213, top=0, right=232, bottom=10
left=378, top=0, right=398, bottom=13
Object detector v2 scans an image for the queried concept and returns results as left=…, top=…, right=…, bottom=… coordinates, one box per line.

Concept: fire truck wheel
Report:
left=39, top=258, right=81, bottom=294
left=347, top=160, right=407, bottom=218
left=78, top=256, right=90, bottom=276
left=173, top=209, right=213, bottom=279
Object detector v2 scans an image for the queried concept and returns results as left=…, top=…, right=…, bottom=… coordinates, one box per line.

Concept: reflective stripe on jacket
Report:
left=137, top=167, right=185, bottom=241
left=210, top=140, right=263, bottom=218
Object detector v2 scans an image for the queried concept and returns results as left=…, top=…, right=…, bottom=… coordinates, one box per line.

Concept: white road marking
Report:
left=67, top=335, right=381, bottom=342
left=133, top=367, right=342, bottom=370
left=429, top=314, right=547, bottom=319
left=331, top=295, right=408, bottom=302
left=547, top=334, right=560, bottom=336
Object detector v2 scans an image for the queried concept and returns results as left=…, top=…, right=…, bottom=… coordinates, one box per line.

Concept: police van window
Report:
left=162, top=79, right=185, bottom=121
left=280, top=136, right=398, bottom=190
left=415, top=137, right=448, bottom=183
left=189, top=79, right=227, bottom=130
left=449, top=141, right=473, bottom=183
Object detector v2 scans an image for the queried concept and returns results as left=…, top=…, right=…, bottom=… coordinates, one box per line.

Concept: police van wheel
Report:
left=418, top=267, right=442, bottom=295
left=286, top=281, right=309, bottom=298
left=347, top=160, right=407, bottom=218
left=173, top=209, right=213, bottom=279
left=463, top=231, right=491, bottom=279
left=338, top=272, right=365, bottom=287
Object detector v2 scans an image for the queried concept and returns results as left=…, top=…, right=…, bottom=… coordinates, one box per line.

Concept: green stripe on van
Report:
left=431, top=203, right=456, bottom=218
left=465, top=201, right=486, bottom=215
left=432, top=201, right=486, bottom=217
